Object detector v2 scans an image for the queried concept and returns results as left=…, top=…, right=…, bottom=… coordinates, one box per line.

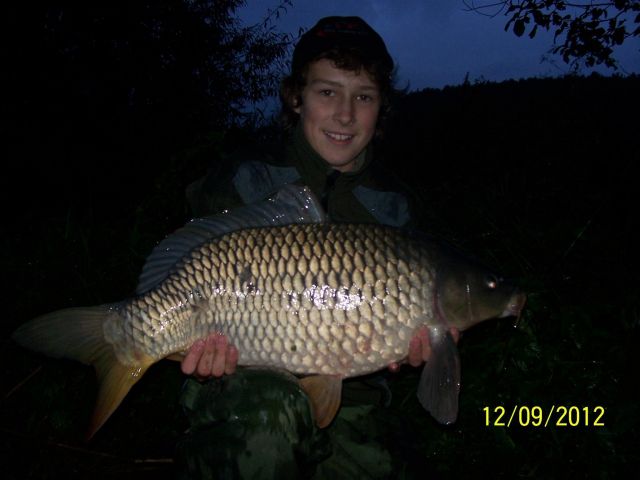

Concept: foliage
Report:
left=464, top=1, right=640, bottom=69
left=7, top=0, right=293, bottom=149
left=2, top=73, right=638, bottom=479
left=4, top=0, right=295, bottom=269
left=381, top=72, right=640, bottom=478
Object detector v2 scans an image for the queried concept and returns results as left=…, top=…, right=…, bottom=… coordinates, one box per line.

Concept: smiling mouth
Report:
left=324, top=131, right=354, bottom=142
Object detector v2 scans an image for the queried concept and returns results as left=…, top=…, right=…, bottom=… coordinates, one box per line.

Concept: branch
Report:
left=462, top=0, right=509, bottom=17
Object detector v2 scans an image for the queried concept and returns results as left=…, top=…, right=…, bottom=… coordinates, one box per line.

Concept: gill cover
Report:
left=433, top=245, right=519, bottom=331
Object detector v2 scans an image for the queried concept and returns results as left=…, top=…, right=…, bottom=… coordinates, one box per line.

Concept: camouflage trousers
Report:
left=175, top=369, right=429, bottom=479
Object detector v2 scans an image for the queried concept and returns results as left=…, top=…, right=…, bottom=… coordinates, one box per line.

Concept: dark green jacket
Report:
left=186, top=125, right=413, bottom=227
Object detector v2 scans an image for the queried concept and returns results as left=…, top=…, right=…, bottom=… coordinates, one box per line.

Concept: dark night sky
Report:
left=239, top=0, right=639, bottom=89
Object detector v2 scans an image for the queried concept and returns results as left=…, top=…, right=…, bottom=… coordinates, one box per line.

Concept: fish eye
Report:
left=485, top=275, right=499, bottom=289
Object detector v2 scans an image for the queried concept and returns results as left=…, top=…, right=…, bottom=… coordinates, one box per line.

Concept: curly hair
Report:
left=279, top=46, right=399, bottom=137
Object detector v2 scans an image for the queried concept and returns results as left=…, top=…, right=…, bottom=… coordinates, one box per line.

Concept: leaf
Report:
left=614, top=0, right=628, bottom=10
left=514, top=19, right=526, bottom=37
left=613, top=27, right=626, bottom=45
left=532, top=9, right=543, bottom=26
left=504, top=17, right=514, bottom=33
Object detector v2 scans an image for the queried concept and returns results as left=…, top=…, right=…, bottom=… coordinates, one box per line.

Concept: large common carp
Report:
left=12, top=186, right=525, bottom=438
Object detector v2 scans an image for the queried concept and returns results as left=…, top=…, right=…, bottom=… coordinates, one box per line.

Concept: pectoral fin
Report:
left=299, top=375, right=342, bottom=428
left=417, top=329, right=461, bottom=424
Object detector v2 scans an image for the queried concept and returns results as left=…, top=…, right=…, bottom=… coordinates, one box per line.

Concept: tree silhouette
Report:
left=5, top=0, right=297, bottom=234
left=464, top=1, right=639, bottom=69
left=8, top=0, right=294, bottom=149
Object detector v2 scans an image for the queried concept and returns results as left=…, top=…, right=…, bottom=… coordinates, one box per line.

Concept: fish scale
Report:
left=116, top=223, right=432, bottom=377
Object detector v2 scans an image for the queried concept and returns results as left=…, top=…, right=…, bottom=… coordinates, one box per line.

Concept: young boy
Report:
left=176, top=16, right=456, bottom=478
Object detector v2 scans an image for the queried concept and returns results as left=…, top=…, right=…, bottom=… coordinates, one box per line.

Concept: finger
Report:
left=450, top=327, right=461, bottom=344
left=419, top=327, right=432, bottom=363
left=225, top=345, right=238, bottom=375
left=181, top=339, right=205, bottom=375
left=407, top=334, right=422, bottom=367
left=211, top=335, right=228, bottom=377
left=196, top=334, right=217, bottom=378
left=388, top=362, right=401, bottom=373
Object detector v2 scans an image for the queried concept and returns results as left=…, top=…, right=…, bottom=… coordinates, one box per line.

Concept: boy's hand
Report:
left=181, top=333, right=238, bottom=380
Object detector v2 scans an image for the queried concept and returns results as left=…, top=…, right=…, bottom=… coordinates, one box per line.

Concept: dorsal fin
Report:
left=136, top=185, right=326, bottom=294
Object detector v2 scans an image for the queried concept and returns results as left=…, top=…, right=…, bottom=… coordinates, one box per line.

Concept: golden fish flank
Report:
left=113, top=223, right=434, bottom=377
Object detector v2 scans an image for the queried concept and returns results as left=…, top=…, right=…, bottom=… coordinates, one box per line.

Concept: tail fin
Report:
left=12, top=305, right=153, bottom=439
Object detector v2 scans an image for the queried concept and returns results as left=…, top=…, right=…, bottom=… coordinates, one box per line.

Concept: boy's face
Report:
left=294, top=58, right=381, bottom=172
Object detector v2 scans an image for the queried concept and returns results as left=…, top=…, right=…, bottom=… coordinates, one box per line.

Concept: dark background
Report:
left=2, top=2, right=639, bottom=478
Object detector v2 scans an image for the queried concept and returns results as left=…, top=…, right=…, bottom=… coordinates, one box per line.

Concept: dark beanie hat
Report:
left=291, top=16, right=393, bottom=76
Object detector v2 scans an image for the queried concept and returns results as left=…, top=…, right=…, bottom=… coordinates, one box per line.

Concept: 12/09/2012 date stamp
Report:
left=483, top=406, right=605, bottom=427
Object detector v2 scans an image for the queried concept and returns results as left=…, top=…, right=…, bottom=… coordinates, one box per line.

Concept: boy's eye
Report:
left=357, top=95, right=372, bottom=102
left=319, top=89, right=334, bottom=96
